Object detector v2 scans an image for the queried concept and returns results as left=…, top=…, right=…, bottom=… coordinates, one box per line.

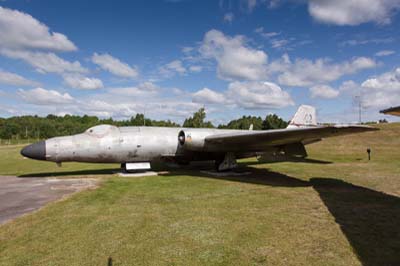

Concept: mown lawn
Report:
left=0, top=123, right=399, bottom=266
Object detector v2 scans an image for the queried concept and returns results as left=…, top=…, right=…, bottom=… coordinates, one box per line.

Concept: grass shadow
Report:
left=242, top=157, right=332, bottom=165
left=163, top=164, right=400, bottom=265
left=311, top=178, right=400, bottom=266
left=18, top=168, right=120, bottom=178
left=160, top=164, right=310, bottom=188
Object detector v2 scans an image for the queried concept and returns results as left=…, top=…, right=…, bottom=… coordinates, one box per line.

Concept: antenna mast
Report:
left=143, top=107, right=146, bottom=126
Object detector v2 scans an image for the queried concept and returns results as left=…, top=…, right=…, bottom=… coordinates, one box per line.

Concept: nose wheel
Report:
left=121, top=163, right=127, bottom=172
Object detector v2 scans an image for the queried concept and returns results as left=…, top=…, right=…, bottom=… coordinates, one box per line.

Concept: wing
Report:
left=204, top=125, right=378, bottom=152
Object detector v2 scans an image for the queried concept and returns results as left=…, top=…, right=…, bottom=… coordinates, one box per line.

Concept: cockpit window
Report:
left=85, top=125, right=119, bottom=137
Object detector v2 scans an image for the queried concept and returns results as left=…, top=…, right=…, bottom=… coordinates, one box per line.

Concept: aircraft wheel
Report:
left=214, top=159, right=223, bottom=171
left=121, top=163, right=127, bottom=172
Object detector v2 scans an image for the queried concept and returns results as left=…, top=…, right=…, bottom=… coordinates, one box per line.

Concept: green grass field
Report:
left=0, top=123, right=399, bottom=266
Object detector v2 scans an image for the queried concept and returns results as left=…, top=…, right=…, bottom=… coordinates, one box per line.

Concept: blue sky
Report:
left=1, top=0, right=400, bottom=124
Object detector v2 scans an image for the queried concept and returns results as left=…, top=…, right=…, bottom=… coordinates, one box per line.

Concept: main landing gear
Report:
left=215, top=152, right=237, bottom=171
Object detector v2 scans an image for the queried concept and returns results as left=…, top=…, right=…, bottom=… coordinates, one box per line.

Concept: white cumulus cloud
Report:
left=340, top=37, right=394, bottom=47
left=361, top=67, right=400, bottom=108
left=274, top=54, right=376, bottom=87
left=192, top=88, right=226, bottom=104
left=107, top=82, right=160, bottom=96
left=0, top=6, right=77, bottom=51
left=245, top=0, right=258, bottom=11
left=199, top=29, right=268, bottom=81
left=1, top=50, right=87, bottom=74
left=189, top=65, right=202, bottom=73
left=159, top=60, right=186, bottom=77
left=0, top=70, right=39, bottom=86
left=137, top=81, right=160, bottom=92
left=254, top=0, right=400, bottom=26
left=223, top=12, right=234, bottom=23
left=191, top=80, right=294, bottom=109
left=18, top=87, right=74, bottom=105
left=375, top=50, right=396, bottom=57
left=254, top=27, right=280, bottom=38
left=270, top=39, right=289, bottom=49
left=310, top=85, right=340, bottom=99
left=63, top=75, right=103, bottom=90
left=308, top=0, right=400, bottom=26
left=226, top=81, right=294, bottom=109
left=92, top=53, right=139, bottom=78
left=78, top=99, right=137, bottom=118
left=339, top=80, right=360, bottom=93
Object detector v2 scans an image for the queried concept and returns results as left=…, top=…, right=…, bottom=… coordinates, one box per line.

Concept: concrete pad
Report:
left=200, top=170, right=252, bottom=177
left=0, top=176, right=98, bottom=225
left=117, top=171, right=158, bottom=177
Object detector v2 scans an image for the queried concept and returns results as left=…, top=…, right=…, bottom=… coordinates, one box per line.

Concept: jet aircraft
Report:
left=21, top=105, right=377, bottom=172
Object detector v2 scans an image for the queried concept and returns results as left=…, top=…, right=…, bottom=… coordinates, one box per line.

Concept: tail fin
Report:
left=287, top=105, right=317, bottom=128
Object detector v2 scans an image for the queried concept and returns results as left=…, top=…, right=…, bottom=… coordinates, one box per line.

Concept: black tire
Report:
left=121, top=163, right=127, bottom=172
left=214, top=159, right=223, bottom=171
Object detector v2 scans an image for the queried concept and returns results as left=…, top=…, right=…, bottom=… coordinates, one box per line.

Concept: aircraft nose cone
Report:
left=21, top=141, right=46, bottom=160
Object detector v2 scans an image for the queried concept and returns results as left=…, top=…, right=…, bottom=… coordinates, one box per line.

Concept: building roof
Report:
left=380, top=106, right=400, bottom=116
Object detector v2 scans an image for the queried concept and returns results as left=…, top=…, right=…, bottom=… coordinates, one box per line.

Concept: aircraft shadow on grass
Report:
left=246, top=157, right=332, bottom=165
left=18, top=168, right=120, bottom=178
left=164, top=166, right=311, bottom=187
left=311, top=178, right=400, bottom=266
left=166, top=165, right=400, bottom=266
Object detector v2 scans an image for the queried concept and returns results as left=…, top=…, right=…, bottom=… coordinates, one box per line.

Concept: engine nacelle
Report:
left=178, top=130, right=212, bottom=151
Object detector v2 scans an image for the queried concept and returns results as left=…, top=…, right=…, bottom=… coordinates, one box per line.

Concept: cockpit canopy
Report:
left=85, top=125, right=119, bottom=137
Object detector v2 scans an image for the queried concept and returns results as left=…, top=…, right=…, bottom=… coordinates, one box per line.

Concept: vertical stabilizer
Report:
left=287, top=105, right=317, bottom=128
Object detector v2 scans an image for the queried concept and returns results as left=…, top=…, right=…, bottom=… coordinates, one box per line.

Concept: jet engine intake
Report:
left=178, top=130, right=210, bottom=151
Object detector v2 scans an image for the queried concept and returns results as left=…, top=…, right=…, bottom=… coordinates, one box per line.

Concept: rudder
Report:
left=287, top=105, right=317, bottom=128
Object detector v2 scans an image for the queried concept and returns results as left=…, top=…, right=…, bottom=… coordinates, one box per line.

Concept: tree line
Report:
left=0, top=108, right=288, bottom=140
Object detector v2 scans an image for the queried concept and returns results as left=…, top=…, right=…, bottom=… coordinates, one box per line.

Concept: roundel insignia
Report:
left=304, top=114, right=313, bottom=124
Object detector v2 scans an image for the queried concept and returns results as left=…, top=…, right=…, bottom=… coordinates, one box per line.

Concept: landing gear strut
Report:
left=215, top=152, right=237, bottom=171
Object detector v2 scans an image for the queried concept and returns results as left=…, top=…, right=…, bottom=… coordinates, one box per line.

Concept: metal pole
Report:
left=143, top=107, right=146, bottom=126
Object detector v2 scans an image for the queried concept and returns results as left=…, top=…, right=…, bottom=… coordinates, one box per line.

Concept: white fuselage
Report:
left=44, top=125, right=251, bottom=163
